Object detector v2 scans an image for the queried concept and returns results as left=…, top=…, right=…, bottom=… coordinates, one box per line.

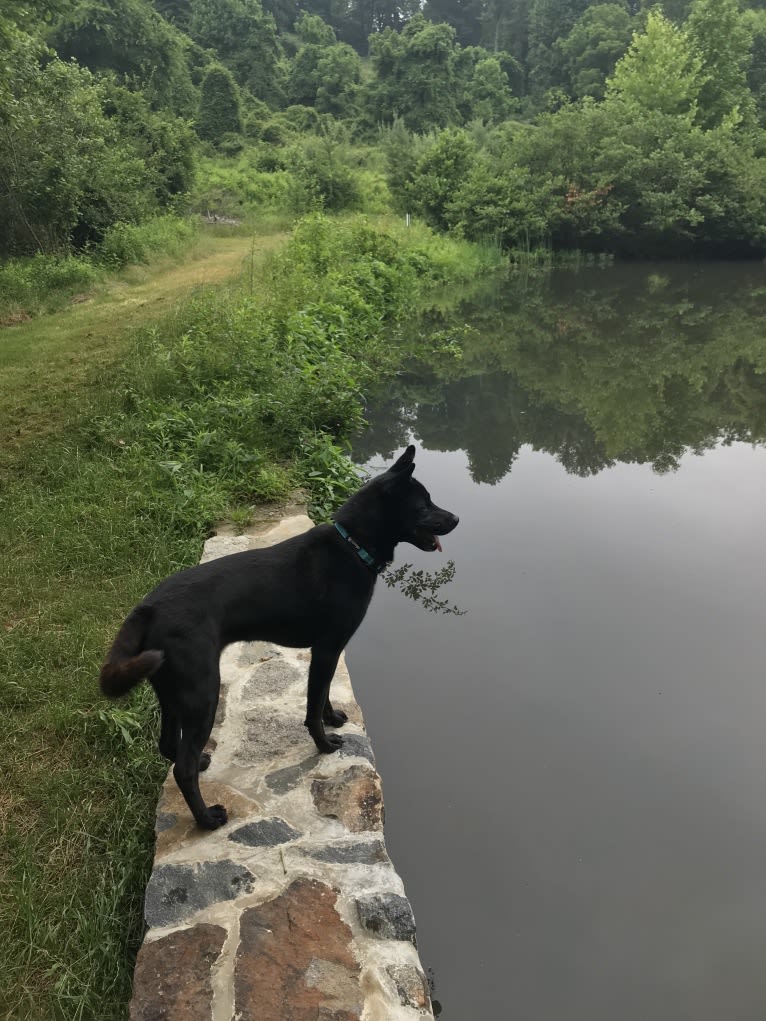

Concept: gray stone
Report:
left=337, top=734, right=376, bottom=767
left=145, top=860, right=256, bottom=928
left=238, top=641, right=273, bottom=666
left=386, top=964, right=431, bottom=1010
left=266, top=754, right=320, bottom=794
left=213, top=683, right=227, bottom=727
left=155, top=812, right=177, bottom=834
left=237, top=712, right=309, bottom=763
left=303, top=840, right=389, bottom=866
left=229, top=817, right=301, bottom=846
left=356, top=893, right=417, bottom=945
left=242, top=657, right=303, bottom=699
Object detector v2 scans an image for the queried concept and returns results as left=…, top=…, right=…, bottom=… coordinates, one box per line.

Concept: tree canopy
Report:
left=4, top=0, right=766, bottom=259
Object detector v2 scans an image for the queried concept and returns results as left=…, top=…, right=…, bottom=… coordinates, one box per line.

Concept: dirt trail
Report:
left=0, top=232, right=285, bottom=453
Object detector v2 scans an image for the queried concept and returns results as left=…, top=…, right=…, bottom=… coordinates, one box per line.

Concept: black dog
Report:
left=99, top=446, right=458, bottom=830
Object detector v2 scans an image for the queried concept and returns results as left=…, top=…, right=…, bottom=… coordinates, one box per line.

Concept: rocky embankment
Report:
left=129, top=513, right=435, bottom=1021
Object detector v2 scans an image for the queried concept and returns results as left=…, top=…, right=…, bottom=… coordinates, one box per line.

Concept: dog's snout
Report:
left=438, top=511, right=459, bottom=534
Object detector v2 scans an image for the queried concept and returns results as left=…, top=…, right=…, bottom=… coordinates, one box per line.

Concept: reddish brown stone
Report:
left=311, top=766, right=383, bottom=833
left=154, top=779, right=261, bottom=858
left=235, top=878, right=362, bottom=1021
left=130, top=923, right=227, bottom=1021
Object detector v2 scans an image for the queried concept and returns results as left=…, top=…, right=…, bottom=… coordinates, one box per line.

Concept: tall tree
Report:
left=527, top=0, right=590, bottom=95
left=49, top=0, right=196, bottom=114
left=606, top=7, right=703, bottom=116
left=0, top=48, right=153, bottom=254
left=463, top=52, right=518, bottom=120
left=196, top=64, right=242, bottom=143
left=743, top=8, right=766, bottom=121
left=260, top=0, right=298, bottom=32
left=152, top=0, right=192, bottom=29
left=366, top=14, right=463, bottom=130
left=423, top=0, right=484, bottom=46
left=685, top=0, right=755, bottom=128
left=285, top=13, right=363, bottom=115
left=188, top=0, right=283, bottom=102
left=559, top=3, right=634, bottom=99
left=286, top=13, right=337, bottom=105
left=315, top=44, right=362, bottom=116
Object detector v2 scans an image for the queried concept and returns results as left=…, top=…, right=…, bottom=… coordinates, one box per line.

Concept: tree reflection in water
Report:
left=355, top=261, right=766, bottom=485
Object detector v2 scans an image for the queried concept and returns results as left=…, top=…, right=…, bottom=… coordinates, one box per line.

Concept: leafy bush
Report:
left=103, top=213, right=503, bottom=524
left=287, top=135, right=362, bottom=214
left=196, top=65, right=242, bottom=145
left=0, top=49, right=153, bottom=256
left=0, top=254, right=100, bottom=319
left=191, top=153, right=293, bottom=219
left=98, top=216, right=199, bottom=269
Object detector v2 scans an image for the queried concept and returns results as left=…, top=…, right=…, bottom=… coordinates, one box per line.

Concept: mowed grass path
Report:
left=1, top=233, right=281, bottom=457
left=0, top=229, right=284, bottom=1020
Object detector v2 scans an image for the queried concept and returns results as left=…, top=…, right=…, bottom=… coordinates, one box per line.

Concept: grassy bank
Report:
left=0, top=213, right=502, bottom=1020
left=0, top=231, right=283, bottom=460
left=0, top=216, right=207, bottom=325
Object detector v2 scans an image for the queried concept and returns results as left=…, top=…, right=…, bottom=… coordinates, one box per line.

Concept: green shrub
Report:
left=191, top=154, right=293, bottom=219
left=102, top=213, right=502, bottom=523
left=196, top=65, right=242, bottom=145
left=0, top=254, right=100, bottom=318
left=98, top=216, right=199, bottom=269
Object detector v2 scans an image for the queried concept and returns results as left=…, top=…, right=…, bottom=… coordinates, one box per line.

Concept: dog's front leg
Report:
left=305, top=646, right=344, bottom=752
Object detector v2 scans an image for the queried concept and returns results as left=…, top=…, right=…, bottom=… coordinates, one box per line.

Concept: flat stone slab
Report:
left=145, top=860, right=256, bottom=928
left=131, top=924, right=227, bottom=1021
left=130, top=512, right=434, bottom=1020
left=357, top=892, right=418, bottom=945
left=235, top=878, right=362, bottom=1021
left=228, top=817, right=301, bottom=846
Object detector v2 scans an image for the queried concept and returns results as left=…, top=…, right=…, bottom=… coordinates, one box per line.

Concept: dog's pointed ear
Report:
left=391, top=445, right=416, bottom=474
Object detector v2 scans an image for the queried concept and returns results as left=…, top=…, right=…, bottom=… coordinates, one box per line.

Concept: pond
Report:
left=347, top=262, right=766, bottom=1021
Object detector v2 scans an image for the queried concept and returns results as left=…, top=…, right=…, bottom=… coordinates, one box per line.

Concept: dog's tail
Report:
left=99, top=605, right=164, bottom=698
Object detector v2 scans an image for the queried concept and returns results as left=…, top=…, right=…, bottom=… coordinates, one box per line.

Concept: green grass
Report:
left=0, top=254, right=102, bottom=323
left=1, top=448, right=195, bottom=1020
left=0, top=213, right=503, bottom=1019
left=98, top=216, right=201, bottom=270
left=0, top=231, right=283, bottom=461
left=0, top=216, right=206, bottom=324
left=0, top=228, right=281, bottom=1020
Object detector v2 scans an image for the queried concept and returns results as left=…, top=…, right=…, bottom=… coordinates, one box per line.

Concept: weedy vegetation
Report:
left=0, top=213, right=501, bottom=1020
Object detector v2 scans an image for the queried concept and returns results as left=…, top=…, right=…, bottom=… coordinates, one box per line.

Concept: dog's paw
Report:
left=199, top=751, right=211, bottom=772
left=323, top=708, right=349, bottom=728
left=318, top=733, right=344, bottom=753
left=198, top=804, right=228, bottom=830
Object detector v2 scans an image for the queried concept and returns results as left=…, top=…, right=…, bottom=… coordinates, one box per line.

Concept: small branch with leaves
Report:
left=382, top=559, right=466, bottom=616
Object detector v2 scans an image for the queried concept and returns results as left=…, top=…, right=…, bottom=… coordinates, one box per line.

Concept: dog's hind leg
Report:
left=157, top=700, right=180, bottom=763
left=305, top=646, right=344, bottom=753
left=167, top=654, right=227, bottom=830
left=173, top=708, right=227, bottom=829
left=152, top=680, right=211, bottom=772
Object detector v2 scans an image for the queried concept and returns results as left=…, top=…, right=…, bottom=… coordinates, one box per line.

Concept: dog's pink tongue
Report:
left=435, top=536, right=443, bottom=552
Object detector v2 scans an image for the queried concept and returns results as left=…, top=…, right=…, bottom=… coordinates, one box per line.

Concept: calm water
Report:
left=347, top=263, right=766, bottom=1021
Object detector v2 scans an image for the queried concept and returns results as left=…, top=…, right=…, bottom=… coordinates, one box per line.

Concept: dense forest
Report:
left=4, top=0, right=766, bottom=260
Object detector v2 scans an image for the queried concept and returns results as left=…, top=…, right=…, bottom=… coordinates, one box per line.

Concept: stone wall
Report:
left=129, top=514, right=435, bottom=1021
